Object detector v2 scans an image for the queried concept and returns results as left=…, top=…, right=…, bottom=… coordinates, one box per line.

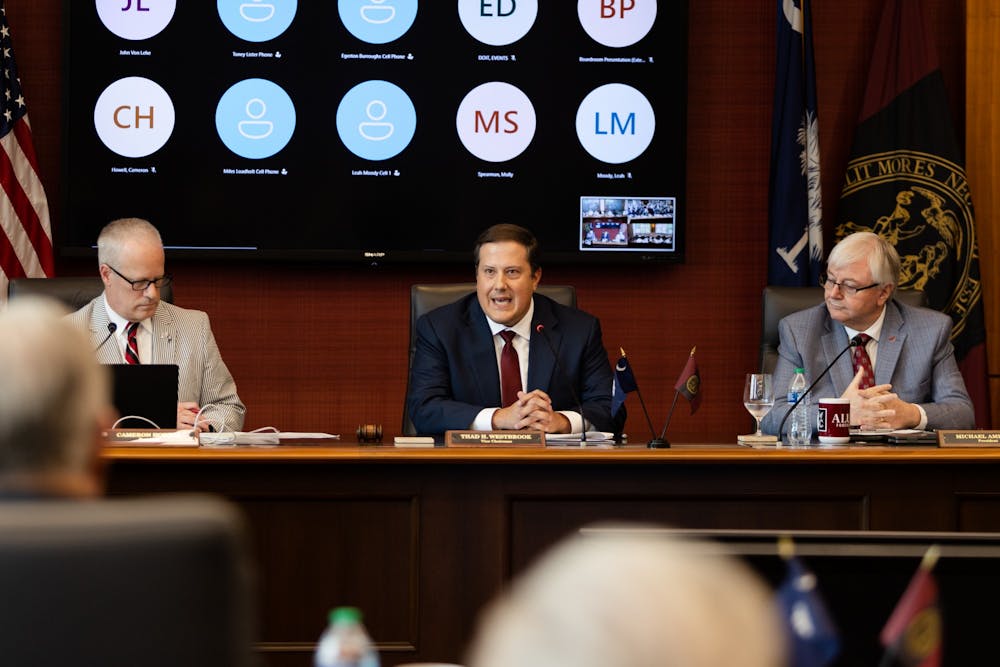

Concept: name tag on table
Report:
left=938, top=430, right=1000, bottom=447
left=445, top=430, right=545, bottom=447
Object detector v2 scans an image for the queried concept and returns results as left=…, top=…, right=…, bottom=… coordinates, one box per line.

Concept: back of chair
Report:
left=0, top=494, right=256, bottom=667
left=403, top=283, right=577, bottom=435
left=7, top=276, right=174, bottom=310
left=759, top=286, right=929, bottom=374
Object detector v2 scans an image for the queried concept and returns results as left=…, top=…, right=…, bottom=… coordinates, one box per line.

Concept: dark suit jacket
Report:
left=406, top=293, right=615, bottom=435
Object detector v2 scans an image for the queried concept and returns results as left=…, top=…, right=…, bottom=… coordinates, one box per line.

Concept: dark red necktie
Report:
left=851, top=332, right=874, bottom=390
left=125, top=321, right=140, bottom=365
left=499, top=330, right=522, bottom=407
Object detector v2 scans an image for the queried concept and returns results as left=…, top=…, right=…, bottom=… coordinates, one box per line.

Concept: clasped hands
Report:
left=491, top=389, right=573, bottom=433
left=841, top=367, right=920, bottom=430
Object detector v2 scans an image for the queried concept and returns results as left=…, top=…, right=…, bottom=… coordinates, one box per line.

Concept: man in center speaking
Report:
left=406, top=224, right=617, bottom=436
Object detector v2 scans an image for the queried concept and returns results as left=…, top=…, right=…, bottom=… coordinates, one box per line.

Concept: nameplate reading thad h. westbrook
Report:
left=938, top=430, right=1000, bottom=448
left=445, top=430, right=546, bottom=447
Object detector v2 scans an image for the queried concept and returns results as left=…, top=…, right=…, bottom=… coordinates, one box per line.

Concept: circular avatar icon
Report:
left=575, top=83, right=654, bottom=164
left=457, top=0, right=537, bottom=46
left=96, top=0, right=177, bottom=41
left=577, top=0, right=656, bottom=48
left=93, top=77, right=175, bottom=158
left=217, top=0, right=298, bottom=42
left=336, top=80, right=417, bottom=161
left=456, top=81, right=536, bottom=163
left=338, top=0, right=418, bottom=45
left=216, top=79, right=296, bottom=159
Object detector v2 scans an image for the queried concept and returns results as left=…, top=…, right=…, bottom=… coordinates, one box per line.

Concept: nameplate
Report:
left=938, top=430, right=1000, bottom=448
left=445, top=430, right=546, bottom=447
left=104, top=429, right=183, bottom=442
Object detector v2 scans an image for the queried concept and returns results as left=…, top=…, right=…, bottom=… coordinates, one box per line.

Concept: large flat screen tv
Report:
left=62, top=1, right=688, bottom=264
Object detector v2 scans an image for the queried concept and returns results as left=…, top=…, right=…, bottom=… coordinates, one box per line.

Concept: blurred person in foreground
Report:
left=466, top=526, right=785, bottom=667
left=0, top=298, right=113, bottom=498
left=406, top=223, right=617, bottom=435
left=763, top=231, right=973, bottom=435
left=68, top=217, right=245, bottom=433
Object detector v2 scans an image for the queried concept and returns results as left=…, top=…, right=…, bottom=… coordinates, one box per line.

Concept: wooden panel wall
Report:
left=8, top=0, right=988, bottom=440
left=966, top=0, right=1000, bottom=428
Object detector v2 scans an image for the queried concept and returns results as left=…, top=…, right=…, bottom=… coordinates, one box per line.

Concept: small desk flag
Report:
left=775, top=553, right=840, bottom=667
left=612, top=353, right=638, bottom=417
left=673, top=347, right=701, bottom=415
left=879, top=546, right=941, bottom=667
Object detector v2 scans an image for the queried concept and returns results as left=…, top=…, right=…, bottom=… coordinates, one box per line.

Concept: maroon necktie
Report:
left=851, top=333, right=874, bottom=390
left=125, top=321, right=140, bottom=365
left=499, top=330, right=522, bottom=407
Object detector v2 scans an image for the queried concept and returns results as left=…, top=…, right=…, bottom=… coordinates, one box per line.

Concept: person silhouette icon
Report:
left=358, top=100, right=394, bottom=141
left=237, top=98, right=274, bottom=140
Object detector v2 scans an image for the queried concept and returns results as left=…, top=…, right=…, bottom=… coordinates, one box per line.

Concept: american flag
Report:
left=0, top=3, right=54, bottom=303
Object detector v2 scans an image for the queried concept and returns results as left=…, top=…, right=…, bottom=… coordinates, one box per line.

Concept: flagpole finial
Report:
left=620, top=347, right=627, bottom=357
left=778, top=535, right=795, bottom=560
left=689, top=346, right=696, bottom=356
left=920, top=544, right=941, bottom=571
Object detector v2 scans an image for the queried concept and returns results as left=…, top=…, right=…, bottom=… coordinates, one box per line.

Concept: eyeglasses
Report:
left=106, top=264, right=173, bottom=291
left=819, top=273, right=880, bottom=297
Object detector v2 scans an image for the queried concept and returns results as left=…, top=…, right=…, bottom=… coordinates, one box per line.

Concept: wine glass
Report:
left=743, top=373, right=774, bottom=437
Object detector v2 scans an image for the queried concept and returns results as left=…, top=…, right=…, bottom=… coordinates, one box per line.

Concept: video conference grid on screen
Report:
left=63, top=1, right=687, bottom=263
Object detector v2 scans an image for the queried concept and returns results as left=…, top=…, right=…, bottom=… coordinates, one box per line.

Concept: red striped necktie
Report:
left=499, top=330, right=522, bottom=407
left=851, top=333, right=874, bottom=390
left=125, top=321, right=140, bottom=365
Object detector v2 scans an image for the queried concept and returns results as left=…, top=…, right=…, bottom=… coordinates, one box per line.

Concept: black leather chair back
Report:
left=403, top=283, right=576, bottom=435
left=0, top=495, right=256, bottom=667
left=8, top=276, right=174, bottom=310
left=759, top=286, right=928, bottom=374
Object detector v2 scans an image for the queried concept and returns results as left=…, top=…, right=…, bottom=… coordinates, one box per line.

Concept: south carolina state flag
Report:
left=767, top=0, right=823, bottom=286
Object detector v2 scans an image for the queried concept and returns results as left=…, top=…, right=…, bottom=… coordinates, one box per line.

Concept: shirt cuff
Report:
left=473, top=408, right=497, bottom=431
left=915, top=404, right=929, bottom=430
left=560, top=411, right=586, bottom=434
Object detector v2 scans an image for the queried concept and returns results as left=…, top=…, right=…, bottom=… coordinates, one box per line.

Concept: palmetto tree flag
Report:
left=775, top=554, right=840, bottom=667
left=612, top=353, right=637, bottom=418
left=834, top=0, right=990, bottom=426
left=768, top=0, right=823, bottom=286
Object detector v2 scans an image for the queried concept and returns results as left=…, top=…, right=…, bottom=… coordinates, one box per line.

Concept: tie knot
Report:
left=126, top=321, right=140, bottom=335
left=500, top=330, right=517, bottom=344
left=856, top=333, right=871, bottom=345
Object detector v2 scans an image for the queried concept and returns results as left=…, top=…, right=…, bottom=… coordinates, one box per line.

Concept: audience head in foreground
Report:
left=466, top=527, right=785, bottom=667
left=0, top=297, right=113, bottom=498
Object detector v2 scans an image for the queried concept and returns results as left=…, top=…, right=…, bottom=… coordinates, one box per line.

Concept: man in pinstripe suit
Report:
left=68, top=218, right=245, bottom=433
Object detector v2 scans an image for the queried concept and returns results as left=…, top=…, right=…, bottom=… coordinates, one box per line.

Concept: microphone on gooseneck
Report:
left=777, top=334, right=864, bottom=438
left=94, top=321, right=118, bottom=353
left=535, top=324, right=587, bottom=443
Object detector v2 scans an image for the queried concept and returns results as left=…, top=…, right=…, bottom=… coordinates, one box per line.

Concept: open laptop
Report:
left=107, top=364, right=179, bottom=430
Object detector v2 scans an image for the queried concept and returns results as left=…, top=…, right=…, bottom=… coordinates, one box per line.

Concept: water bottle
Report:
left=314, top=607, right=380, bottom=667
left=787, top=367, right=811, bottom=446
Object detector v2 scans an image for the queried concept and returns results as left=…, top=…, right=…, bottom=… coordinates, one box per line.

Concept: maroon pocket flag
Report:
left=673, top=347, right=701, bottom=415
left=879, top=546, right=942, bottom=667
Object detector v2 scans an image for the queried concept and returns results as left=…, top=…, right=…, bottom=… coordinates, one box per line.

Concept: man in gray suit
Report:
left=762, top=231, right=973, bottom=435
left=69, top=218, right=245, bottom=433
